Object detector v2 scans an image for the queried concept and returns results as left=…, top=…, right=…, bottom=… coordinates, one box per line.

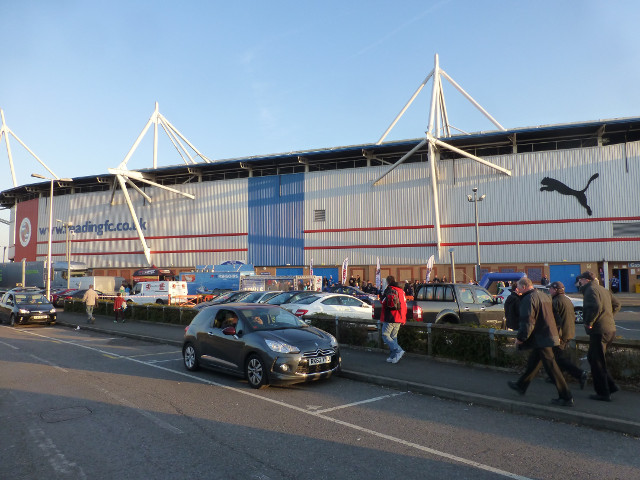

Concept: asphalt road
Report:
left=615, top=312, right=640, bottom=340
left=2, top=324, right=640, bottom=480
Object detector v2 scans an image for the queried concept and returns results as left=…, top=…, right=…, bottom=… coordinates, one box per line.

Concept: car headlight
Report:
left=49, top=309, right=56, bottom=314
left=265, top=339, right=300, bottom=354
left=328, top=333, right=338, bottom=348
left=18, top=309, right=29, bottom=314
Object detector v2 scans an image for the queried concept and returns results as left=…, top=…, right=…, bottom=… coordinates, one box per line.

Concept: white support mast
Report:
left=109, top=102, right=208, bottom=266
left=0, top=108, right=60, bottom=187
left=372, top=54, right=512, bottom=250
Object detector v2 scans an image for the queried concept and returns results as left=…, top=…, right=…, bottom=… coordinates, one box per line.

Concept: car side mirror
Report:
left=222, top=326, right=236, bottom=336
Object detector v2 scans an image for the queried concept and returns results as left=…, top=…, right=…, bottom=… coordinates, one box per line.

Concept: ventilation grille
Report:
left=613, top=222, right=640, bottom=237
left=314, top=209, right=326, bottom=222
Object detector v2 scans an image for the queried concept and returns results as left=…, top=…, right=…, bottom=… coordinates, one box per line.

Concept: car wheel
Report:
left=574, top=307, right=584, bottom=324
left=183, top=343, right=199, bottom=371
left=9, top=314, right=16, bottom=327
left=156, top=299, right=165, bottom=305
left=245, top=354, right=268, bottom=389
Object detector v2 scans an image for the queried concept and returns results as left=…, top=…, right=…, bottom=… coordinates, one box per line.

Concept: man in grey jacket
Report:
left=578, top=271, right=621, bottom=401
left=507, top=277, right=573, bottom=406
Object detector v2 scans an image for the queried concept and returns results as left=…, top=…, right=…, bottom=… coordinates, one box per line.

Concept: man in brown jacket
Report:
left=578, top=271, right=621, bottom=401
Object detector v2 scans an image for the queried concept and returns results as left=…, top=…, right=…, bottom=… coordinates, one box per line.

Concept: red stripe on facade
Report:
left=37, top=232, right=248, bottom=245
left=304, top=225, right=434, bottom=234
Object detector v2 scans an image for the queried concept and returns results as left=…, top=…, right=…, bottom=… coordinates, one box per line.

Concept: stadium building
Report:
left=2, top=59, right=640, bottom=293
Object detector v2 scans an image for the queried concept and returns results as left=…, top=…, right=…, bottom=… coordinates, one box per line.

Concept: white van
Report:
left=125, top=281, right=188, bottom=305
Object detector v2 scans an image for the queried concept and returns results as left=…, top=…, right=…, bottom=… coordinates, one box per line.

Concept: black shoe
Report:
left=589, top=394, right=611, bottom=402
left=579, top=371, right=588, bottom=390
left=551, top=397, right=574, bottom=407
left=507, top=381, right=526, bottom=395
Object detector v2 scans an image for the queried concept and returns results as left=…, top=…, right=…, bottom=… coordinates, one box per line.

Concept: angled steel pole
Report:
left=115, top=174, right=151, bottom=264
left=427, top=54, right=442, bottom=248
left=376, top=69, right=434, bottom=145
left=1, top=109, right=17, bottom=186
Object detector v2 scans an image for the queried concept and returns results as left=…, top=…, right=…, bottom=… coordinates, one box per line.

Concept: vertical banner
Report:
left=14, top=198, right=40, bottom=262
left=425, top=254, right=435, bottom=283
left=341, top=257, right=349, bottom=285
left=375, top=257, right=381, bottom=292
left=309, top=258, right=314, bottom=276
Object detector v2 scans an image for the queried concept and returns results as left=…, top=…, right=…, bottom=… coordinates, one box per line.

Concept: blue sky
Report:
left=1, top=0, right=639, bottom=253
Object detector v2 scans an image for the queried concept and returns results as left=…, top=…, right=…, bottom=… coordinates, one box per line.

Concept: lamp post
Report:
left=449, top=248, right=456, bottom=283
left=466, top=187, right=486, bottom=282
left=56, top=219, right=73, bottom=289
left=31, top=173, right=72, bottom=300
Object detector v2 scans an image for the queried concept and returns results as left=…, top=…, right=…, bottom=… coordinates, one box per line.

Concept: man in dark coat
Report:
left=549, top=281, right=587, bottom=388
left=578, top=271, right=621, bottom=401
left=504, top=285, right=521, bottom=330
left=507, top=277, right=574, bottom=406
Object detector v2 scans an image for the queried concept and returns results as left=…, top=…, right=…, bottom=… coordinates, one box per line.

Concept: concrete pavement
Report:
left=54, top=310, right=640, bottom=437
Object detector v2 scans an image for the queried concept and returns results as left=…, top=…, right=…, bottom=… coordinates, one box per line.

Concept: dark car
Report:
left=59, top=289, right=104, bottom=304
left=182, top=304, right=341, bottom=388
left=51, top=288, right=79, bottom=307
left=264, top=290, right=318, bottom=305
left=326, top=285, right=378, bottom=305
left=0, top=288, right=57, bottom=326
left=193, top=290, right=254, bottom=311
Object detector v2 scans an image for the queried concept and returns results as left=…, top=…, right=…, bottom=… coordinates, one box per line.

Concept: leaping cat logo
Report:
left=540, top=173, right=599, bottom=216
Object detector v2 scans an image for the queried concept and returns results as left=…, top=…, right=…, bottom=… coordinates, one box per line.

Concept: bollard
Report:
left=427, top=323, right=433, bottom=356
left=377, top=321, right=383, bottom=349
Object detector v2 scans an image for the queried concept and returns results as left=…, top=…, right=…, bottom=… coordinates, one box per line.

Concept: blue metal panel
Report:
left=313, top=267, right=339, bottom=284
left=276, top=267, right=304, bottom=275
left=549, top=264, right=582, bottom=293
left=248, top=174, right=304, bottom=266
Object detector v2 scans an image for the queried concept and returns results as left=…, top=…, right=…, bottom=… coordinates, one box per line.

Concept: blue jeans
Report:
left=382, top=322, right=402, bottom=357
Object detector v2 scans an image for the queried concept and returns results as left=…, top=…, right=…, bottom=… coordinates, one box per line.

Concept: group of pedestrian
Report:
left=81, top=283, right=127, bottom=324
left=507, top=271, right=620, bottom=406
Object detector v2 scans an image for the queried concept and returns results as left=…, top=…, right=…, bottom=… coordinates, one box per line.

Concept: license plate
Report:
left=309, top=356, right=330, bottom=366
left=31, top=315, right=48, bottom=320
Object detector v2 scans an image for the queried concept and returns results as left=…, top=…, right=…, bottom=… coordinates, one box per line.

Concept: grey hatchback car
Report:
left=182, top=304, right=341, bottom=388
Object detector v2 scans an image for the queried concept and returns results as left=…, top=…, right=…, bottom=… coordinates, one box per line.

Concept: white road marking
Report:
left=313, top=391, right=407, bottom=414
left=15, top=327, right=533, bottom=480
left=29, top=426, right=87, bottom=478
left=29, top=354, right=69, bottom=372
left=0, top=339, right=20, bottom=349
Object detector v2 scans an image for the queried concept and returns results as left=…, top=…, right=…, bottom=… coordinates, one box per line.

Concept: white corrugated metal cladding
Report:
left=30, top=134, right=640, bottom=269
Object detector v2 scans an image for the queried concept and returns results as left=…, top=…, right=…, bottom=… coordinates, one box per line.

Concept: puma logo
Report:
left=540, top=173, right=599, bottom=216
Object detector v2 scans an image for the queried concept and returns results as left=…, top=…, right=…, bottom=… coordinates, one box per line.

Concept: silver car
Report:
left=182, top=304, right=341, bottom=388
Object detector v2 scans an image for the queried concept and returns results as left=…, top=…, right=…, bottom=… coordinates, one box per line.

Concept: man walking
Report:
left=577, top=271, right=621, bottom=401
left=82, top=284, right=99, bottom=324
left=548, top=281, right=588, bottom=389
left=380, top=275, right=407, bottom=364
left=507, top=277, right=574, bottom=406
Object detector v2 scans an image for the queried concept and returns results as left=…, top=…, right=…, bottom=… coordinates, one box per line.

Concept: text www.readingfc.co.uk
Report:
left=39, top=218, right=148, bottom=237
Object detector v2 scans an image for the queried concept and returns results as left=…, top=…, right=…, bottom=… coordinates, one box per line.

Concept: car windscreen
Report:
left=292, top=295, right=322, bottom=305
left=239, top=292, right=266, bottom=303
left=265, top=292, right=296, bottom=304
left=15, top=294, right=49, bottom=305
left=239, top=307, right=307, bottom=330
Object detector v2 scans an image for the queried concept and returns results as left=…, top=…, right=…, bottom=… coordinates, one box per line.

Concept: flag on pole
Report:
left=425, top=254, right=435, bottom=283
left=375, top=257, right=381, bottom=292
left=341, top=257, right=349, bottom=285
left=309, top=258, right=313, bottom=276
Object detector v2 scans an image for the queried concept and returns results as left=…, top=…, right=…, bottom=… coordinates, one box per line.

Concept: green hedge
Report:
left=64, top=299, right=198, bottom=326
